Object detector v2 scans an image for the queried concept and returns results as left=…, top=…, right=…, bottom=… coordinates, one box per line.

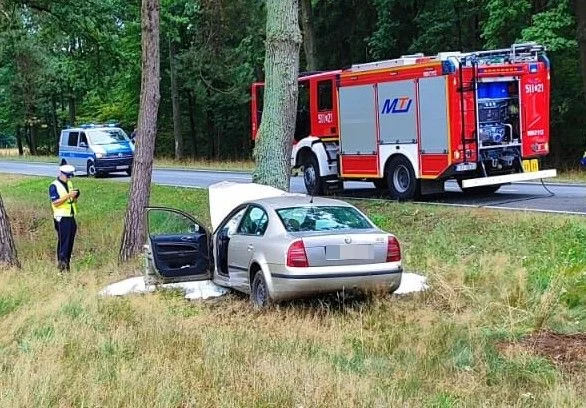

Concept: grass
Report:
left=0, top=175, right=585, bottom=407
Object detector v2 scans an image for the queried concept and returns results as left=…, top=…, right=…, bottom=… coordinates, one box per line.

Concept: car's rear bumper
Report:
left=266, top=262, right=402, bottom=301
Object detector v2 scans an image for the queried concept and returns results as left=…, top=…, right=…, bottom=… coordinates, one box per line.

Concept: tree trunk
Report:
left=187, top=90, right=197, bottom=157
left=299, top=0, right=318, bottom=71
left=29, top=123, right=38, bottom=155
left=15, top=127, right=23, bottom=156
left=573, top=0, right=586, bottom=105
left=119, top=0, right=161, bottom=263
left=68, top=93, right=76, bottom=126
left=169, top=38, right=183, bottom=160
left=252, top=0, right=302, bottom=191
left=0, top=193, right=20, bottom=269
left=51, top=94, right=59, bottom=153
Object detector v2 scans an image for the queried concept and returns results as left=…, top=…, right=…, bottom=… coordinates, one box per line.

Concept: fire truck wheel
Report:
left=457, top=181, right=501, bottom=195
left=303, top=155, right=324, bottom=195
left=386, top=156, right=419, bottom=200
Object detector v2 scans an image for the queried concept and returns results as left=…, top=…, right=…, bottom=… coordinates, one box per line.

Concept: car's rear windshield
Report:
left=276, top=206, right=373, bottom=232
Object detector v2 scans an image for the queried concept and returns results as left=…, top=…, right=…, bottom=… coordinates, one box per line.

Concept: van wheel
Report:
left=386, top=155, right=419, bottom=200
left=87, top=160, right=97, bottom=178
left=251, top=272, right=271, bottom=308
left=126, top=168, right=132, bottom=176
left=60, top=159, right=67, bottom=165
left=303, top=154, right=324, bottom=196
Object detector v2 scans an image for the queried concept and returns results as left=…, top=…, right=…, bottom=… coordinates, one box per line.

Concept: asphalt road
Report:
left=1, top=160, right=585, bottom=215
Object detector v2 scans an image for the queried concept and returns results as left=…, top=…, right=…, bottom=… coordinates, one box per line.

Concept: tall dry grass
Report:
left=0, top=175, right=584, bottom=407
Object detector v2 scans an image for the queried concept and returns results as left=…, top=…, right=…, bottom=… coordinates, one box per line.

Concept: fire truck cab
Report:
left=250, top=42, right=556, bottom=199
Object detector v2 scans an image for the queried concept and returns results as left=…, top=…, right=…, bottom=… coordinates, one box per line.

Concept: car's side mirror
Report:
left=79, top=142, right=88, bottom=148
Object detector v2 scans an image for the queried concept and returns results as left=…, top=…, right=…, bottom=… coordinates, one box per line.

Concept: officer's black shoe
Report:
left=58, top=261, right=67, bottom=272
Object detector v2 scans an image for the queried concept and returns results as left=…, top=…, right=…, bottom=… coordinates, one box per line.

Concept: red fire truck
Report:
left=251, top=42, right=557, bottom=199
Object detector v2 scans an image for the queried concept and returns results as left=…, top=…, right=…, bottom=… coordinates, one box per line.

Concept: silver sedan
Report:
left=145, top=193, right=402, bottom=306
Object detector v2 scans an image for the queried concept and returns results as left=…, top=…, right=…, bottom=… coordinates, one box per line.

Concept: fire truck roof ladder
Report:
left=348, top=53, right=433, bottom=72
left=456, top=42, right=545, bottom=67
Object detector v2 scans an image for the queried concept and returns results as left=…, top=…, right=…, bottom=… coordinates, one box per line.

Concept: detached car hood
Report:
left=208, top=181, right=302, bottom=231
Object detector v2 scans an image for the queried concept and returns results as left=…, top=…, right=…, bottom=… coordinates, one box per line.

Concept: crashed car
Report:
left=144, top=182, right=402, bottom=306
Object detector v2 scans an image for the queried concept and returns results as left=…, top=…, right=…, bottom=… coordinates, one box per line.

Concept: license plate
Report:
left=116, top=165, right=129, bottom=170
left=455, top=163, right=477, bottom=172
left=522, top=159, right=539, bottom=172
left=326, top=244, right=373, bottom=260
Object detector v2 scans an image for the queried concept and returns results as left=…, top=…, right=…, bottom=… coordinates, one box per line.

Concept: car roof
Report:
left=63, top=127, right=121, bottom=132
left=249, top=195, right=355, bottom=210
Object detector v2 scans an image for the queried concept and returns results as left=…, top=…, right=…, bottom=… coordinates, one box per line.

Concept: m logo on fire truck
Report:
left=381, top=97, right=412, bottom=114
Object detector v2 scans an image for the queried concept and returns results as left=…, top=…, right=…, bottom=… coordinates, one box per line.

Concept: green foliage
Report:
left=481, top=0, right=531, bottom=48
left=0, top=0, right=585, bottom=164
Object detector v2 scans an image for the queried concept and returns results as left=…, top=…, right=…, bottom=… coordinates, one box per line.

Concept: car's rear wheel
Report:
left=126, top=168, right=132, bottom=176
left=60, top=159, right=67, bottom=165
left=87, top=160, right=97, bottom=178
left=251, top=272, right=271, bottom=308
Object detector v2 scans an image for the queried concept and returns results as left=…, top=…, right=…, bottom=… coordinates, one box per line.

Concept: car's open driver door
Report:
left=145, top=207, right=212, bottom=283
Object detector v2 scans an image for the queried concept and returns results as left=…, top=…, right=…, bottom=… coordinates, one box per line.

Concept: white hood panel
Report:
left=209, top=181, right=299, bottom=231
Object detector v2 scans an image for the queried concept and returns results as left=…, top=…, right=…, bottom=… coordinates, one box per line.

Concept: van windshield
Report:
left=87, top=129, right=128, bottom=145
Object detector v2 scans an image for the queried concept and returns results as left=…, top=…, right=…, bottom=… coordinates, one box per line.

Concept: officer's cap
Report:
left=59, top=164, right=76, bottom=176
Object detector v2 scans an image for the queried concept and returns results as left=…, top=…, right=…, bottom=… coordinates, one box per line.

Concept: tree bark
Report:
left=29, top=122, right=38, bottom=155
left=573, top=0, right=586, bottom=105
left=0, top=193, right=20, bottom=269
left=252, top=0, right=302, bottom=191
left=169, top=38, right=184, bottom=160
left=15, top=127, right=23, bottom=156
left=299, top=0, right=318, bottom=71
left=119, top=0, right=161, bottom=263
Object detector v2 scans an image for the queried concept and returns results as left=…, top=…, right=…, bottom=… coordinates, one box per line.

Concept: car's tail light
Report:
left=386, top=236, right=401, bottom=262
left=287, top=240, right=309, bottom=267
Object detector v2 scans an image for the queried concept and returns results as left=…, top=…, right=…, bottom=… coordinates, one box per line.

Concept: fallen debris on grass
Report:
left=99, top=276, right=229, bottom=300
left=394, top=272, right=429, bottom=295
left=99, top=272, right=428, bottom=301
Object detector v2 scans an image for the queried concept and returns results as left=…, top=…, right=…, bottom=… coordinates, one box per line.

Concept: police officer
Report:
left=49, top=165, right=79, bottom=272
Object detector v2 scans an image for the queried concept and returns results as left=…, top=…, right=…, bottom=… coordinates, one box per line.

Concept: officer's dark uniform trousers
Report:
left=54, top=217, right=77, bottom=266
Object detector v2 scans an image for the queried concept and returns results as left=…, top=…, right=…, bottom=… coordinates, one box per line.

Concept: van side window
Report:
left=67, top=132, right=79, bottom=147
left=79, top=132, right=88, bottom=146
left=318, top=80, right=333, bottom=111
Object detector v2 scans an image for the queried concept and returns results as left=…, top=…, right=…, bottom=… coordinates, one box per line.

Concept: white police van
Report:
left=58, top=124, right=135, bottom=177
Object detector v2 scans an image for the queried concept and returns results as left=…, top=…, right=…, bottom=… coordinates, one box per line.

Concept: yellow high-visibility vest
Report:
left=51, top=179, right=78, bottom=218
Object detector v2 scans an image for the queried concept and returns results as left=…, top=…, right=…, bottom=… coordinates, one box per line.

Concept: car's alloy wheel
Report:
left=251, top=272, right=270, bottom=308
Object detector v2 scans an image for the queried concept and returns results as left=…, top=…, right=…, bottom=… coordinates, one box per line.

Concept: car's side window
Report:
left=148, top=209, right=202, bottom=236
left=67, top=132, right=79, bottom=147
left=79, top=132, right=88, bottom=146
left=221, top=208, right=247, bottom=238
left=238, top=206, right=269, bottom=236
